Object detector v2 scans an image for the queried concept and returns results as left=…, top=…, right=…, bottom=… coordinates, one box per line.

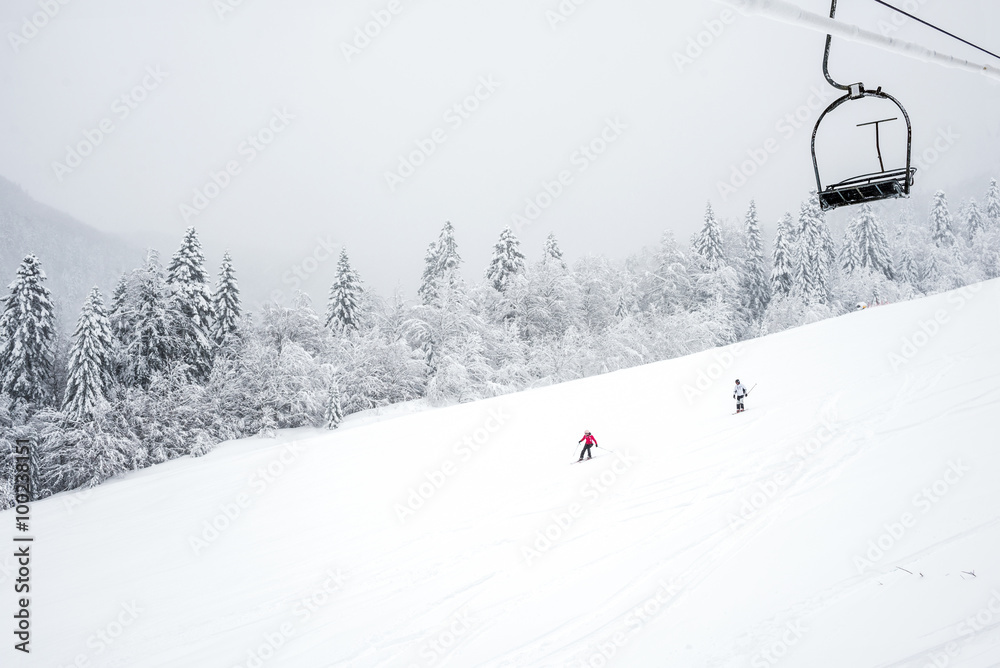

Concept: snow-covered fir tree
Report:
left=324, top=384, right=343, bottom=429
left=543, top=232, right=567, bottom=269
left=325, top=248, right=363, bottom=333
left=0, top=255, right=56, bottom=404
left=793, top=194, right=832, bottom=303
left=486, top=227, right=526, bottom=292
left=965, top=199, right=986, bottom=239
left=63, top=287, right=114, bottom=419
left=986, top=178, right=1000, bottom=227
left=211, top=251, right=241, bottom=345
left=896, top=246, right=917, bottom=285
left=694, top=202, right=725, bottom=269
left=614, top=290, right=630, bottom=320
left=107, top=273, right=132, bottom=384
left=741, top=200, right=770, bottom=319
left=418, top=221, right=462, bottom=305
left=770, top=212, right=796, bottom=298
left=123, top=251, right=175, bottom=389
left=166, top=227, right=214, bottom=379
left=929, top=190, right=955, bottom=247
left=841, top=204, right=893, bottom=279
left=840, top=220, right=861, bottom=275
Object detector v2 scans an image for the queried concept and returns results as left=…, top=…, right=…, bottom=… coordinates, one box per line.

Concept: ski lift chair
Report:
left=810, top=0, right=916, bottom=211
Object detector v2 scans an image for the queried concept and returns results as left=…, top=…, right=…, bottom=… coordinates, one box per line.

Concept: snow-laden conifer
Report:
left=0, top=255, right=56, bottom=404
left=211, top=251, right=241, bottom=344
left=486, top=227, right=526, bottom=292
left=770, top=213, right=795, bottom=298
left=741, top=200, right=770, bottom=318
left=326, top=249, right=363, bottom=333
left=63, top=287, right=114, bottom=419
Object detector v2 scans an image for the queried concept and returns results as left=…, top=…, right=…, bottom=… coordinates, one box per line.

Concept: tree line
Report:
left=1, top=179, right=998, bottom=507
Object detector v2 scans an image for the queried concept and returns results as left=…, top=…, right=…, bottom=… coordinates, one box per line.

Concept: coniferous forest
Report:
left=2, top=182, right=999, bottom=509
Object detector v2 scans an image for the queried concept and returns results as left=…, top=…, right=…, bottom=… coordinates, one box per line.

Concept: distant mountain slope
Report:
left=0, top=176, right=142, bottom=328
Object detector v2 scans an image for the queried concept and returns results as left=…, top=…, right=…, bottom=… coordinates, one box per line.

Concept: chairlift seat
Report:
left=818, top=167, right=916, bottom=210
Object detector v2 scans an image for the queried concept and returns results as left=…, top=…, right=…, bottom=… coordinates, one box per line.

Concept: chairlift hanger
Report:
left=810, top=0, right=915, bottom=211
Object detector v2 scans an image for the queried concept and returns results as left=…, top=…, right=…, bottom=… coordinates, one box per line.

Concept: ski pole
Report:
left=747, top=383, right=758, bottom=395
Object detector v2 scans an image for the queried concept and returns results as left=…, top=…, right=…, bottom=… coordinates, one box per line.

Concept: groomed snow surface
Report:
left=7, top=279, right=1000, bottom=668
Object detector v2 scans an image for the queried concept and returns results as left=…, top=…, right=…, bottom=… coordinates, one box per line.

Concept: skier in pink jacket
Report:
left=578, top=430, right=598, bottom=461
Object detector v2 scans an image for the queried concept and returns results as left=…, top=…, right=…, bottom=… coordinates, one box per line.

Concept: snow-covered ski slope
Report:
left=10, top=280, right=1000, bottom=668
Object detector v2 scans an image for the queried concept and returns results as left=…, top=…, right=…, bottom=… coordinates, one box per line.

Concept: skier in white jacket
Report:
left=733, top=380, right=749, bottom=413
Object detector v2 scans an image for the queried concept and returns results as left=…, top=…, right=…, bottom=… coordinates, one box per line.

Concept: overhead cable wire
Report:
left=871, top=0, right=1000, bottom=62
left=712, top=0, right=1000, bottom=82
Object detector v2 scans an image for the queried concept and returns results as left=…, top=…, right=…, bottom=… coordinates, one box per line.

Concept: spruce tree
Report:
left=741, top=200, right=770, bottom=319
left=486, top=227, right=526, bottom=292
left=325, top=249, right=363, bottom=333
left=986, top=178, right=1000, bottom=227
left=840, top=217, right=861, bottom=275
left=614, top=291, right=629, bottom=320
left=543, top=232, right=566, bottom=269
left=929, top=190, right=955, bottom=247
left=694, top=202, right=725, bottom=269
left=770, top=213, right=795, bottom=298
left=793, top=195, right=832, bottom=303
left=418, top=221, right=462, bottom=305
left=965, top=199, right=986, bottom=239
left=0, top=255, right=56, bottom=404
left=842, top=204, right=893, bottom=279
left=125, top=251, right=174, bottom=389
left=897, top=247, right=917, bottom=285
left=211, top=251, right=241, bottom=344
left=63, top=287, right=114, bottom=419
left=166, top=227, right=214, bottom=379
left=324, top=384, right=343, bottom=429
left=107, top=273, right=132, bottom=384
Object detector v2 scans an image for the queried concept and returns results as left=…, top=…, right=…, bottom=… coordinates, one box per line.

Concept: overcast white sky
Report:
left=2, top=0, right=998, bottom=306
